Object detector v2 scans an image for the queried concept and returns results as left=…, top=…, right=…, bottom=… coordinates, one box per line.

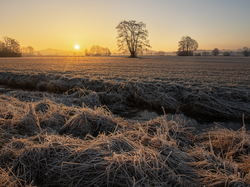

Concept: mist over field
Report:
left=0, top=56, right=250, bottom=186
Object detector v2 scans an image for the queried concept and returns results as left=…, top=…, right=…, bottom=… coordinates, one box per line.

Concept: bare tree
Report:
left=3, top=36, right=11, bottom=51
left=243, top=50, right=249, bottom=56
left=88, top=45, right=111, bottom=56
left=177, top=36, right=198, bottom=56
left=89, top=45, right=99, bottom=56
left=243, top=47, right=249, bottom=56
left=0, top=37, right=21, bottom=57
left=116, top=20, right=151, bottom=58
left=212, top=48, right=220, bottom=56
left=11, top=39, right=20, bottom=53
left=21, top=46, right=34, bottom=56
left=243, top=47, right=248, bottom=51
left=2, top=37, right=20, bottom=52
left=202, top=51, right=211, bottom=56
left=21, top=47, right=28, bottom=53
left=223, top=51, right=230, bottom=56
left=84, top=49, right=90, bottom=56
left=104, top=47, right=111, bottom=56
left=0, top=41, right=3, bottom=51
left=26, top=46, right=34, bottom=55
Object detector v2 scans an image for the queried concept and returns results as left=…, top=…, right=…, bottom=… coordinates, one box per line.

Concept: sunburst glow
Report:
left=74, top=45, right=79, bottom=50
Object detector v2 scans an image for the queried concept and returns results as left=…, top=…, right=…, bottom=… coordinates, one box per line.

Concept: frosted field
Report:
left=0, top=56, right=249, bottom=87
left=0, top=56, right=249, bottom=123
left=0, top=56, right=250, bottom=186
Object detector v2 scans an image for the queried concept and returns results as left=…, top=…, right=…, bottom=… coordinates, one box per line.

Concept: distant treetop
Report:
left=84, top=45, right=111, bottom=56
left=212, top=48, right=220, bottom=56
left=177, top=36, right=198, bottom=56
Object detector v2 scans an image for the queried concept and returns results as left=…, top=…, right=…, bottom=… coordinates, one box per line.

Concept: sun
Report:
left=74, top=45, right=79, bottom=50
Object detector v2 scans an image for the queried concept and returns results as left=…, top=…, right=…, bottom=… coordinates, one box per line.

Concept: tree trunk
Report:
left=130, top=51, right=137, bottom=58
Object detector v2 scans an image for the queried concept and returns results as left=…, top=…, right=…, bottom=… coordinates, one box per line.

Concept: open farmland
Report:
left=0, top=56, right=249, bottom=122
left=0, top=56, right=250, bottom=186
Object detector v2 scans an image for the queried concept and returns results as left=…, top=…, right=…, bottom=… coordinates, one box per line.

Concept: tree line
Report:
left=0, top=37, right=21, bottom=57
left=194, top=48, right=250, bottom=57
left=2, top=20, right=249, bottom=58
left=84, top=45, right=111, bottom=56
left=21, top=46, right=35, bottom=56
left=116, top=20, right=250, bottom=57
left=0, top=37, right=35, bottom=57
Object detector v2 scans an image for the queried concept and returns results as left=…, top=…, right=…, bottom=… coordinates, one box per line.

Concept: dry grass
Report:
left=58, top=106, right=122, bottom=138
left=0, top=56, right=249, bottom=186
left=0, top=167, right=34, bottom=187
left=188, top=124, right=250, bottom=186
left=0, top=56, right=249, bottom=123
left=0, top=95, right=249, bottom=186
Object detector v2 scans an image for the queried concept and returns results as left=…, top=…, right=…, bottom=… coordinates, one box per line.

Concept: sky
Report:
left=0, top=0, right=250, bottom=52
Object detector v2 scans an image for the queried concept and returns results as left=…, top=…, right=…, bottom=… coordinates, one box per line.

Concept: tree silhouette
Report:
left=223, top=51, right=230, bottom=56
left=212, top=48, right=220, bottom=56
left=26, top=46, right=35, bottom=54
left=84, top=49, right=90, bottom=56
left=87, top=45, right=111, bottom=56
left=177, top=36, right=198, bottom=56
left=21, top=46, right=35, bottom=56
left=243, top=47, right=249, bottom=56
left=0, top=37, right=21, bottom=57
left=116, top=20, right=151, bottom=58
left=2, top=37, right=20, bottom=53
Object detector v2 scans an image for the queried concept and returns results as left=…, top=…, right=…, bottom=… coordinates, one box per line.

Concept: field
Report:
left=0, top=56, right=250, bottom=186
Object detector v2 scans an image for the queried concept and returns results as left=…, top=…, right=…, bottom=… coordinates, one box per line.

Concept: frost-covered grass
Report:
left=0, top=56, right=249, bottom=87
left=0, top=56, right=250, bottom=186
left=0, top=56, right=249, bottom=122
left=0, top=95, right=249, bottom=186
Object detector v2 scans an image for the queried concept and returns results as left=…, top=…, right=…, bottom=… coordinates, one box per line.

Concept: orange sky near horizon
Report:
left=1, top=0, right=250, bottom=52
